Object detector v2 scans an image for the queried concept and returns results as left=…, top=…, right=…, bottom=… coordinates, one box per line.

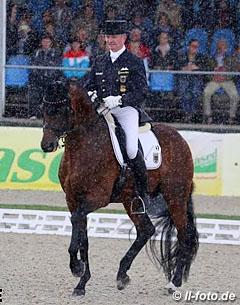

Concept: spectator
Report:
left=181, top=0, right=215, bottom=31
left=230, top=41, right=240, bottom=93
left=41, top=10, right=54, bottom=32
left=73, top=26, right=93, bottom=56
left=99, top=4, right=118, bottom=32
left=126, top=26, right=150, bottom=80
left=176, top=39, right=207, bottom=122
left=234, top=1, right=240, bottom=38
left=41, top=10, right=58, bottom=42
left=103, top=0, right=129, bottom=19
left=91, top=32, right=109, bottom=59
left=26, top=0, right=52, bottom=33
left=6, top=3, right=19, bottom=58
left=153, top=12, right=183, bottom=50
left=71, top=3, right=98, bottom=42
left=43, top=22, right=56, bottom=39
left=49, top=0, right=72, bottom=47
left=7, top=9, right=39, bottom=57
left=126, top=27, right=151, bottom=61
left=124, top=0, right=159, bottom=21
left=65, top=26, right=93, bottom=54
left=215, top=0, right=234, bottom=30
left=155, top=0, right=182, bottom=30
left=149, top=31, right=176, bottom=70
left=62, top=37, right=90, bottom=80
left=102, top=4, right=118, bottom=21
left=203, top=39, right=240, bottom=124
left=148, top=31, right=176, bottom=99
left=29, top=35, right=62, bottom=119
left=128, top=9, right=153, bottom=46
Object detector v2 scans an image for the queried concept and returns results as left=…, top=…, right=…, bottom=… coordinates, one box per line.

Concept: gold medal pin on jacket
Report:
left=118, top=67, right=129, bottom=93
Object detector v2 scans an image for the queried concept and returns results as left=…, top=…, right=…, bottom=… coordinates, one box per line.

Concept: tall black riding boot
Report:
left=129, top=151, right=159, bottom=218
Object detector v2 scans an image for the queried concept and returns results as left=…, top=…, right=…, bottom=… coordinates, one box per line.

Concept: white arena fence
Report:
left=0, top=208, right=240, bottom=246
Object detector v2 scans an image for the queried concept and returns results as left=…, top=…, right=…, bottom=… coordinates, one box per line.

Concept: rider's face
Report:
left=105, top=34, right=127, bottom=52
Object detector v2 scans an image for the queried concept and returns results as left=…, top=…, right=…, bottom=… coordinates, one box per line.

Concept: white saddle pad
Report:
left=101, top=110, right=162, bottom=170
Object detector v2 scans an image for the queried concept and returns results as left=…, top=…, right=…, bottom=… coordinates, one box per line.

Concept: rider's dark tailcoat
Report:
left=86, top=49, right=149, bottom=116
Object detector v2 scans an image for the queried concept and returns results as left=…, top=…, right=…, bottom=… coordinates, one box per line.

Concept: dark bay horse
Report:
left=40, top=80, right=199, bottom=297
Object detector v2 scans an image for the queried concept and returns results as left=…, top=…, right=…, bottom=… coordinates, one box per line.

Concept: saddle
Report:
left=98, top=106, right=162, bottom=170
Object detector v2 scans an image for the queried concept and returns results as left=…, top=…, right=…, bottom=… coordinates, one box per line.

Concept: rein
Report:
left=43, top=95, right=108, bottom=145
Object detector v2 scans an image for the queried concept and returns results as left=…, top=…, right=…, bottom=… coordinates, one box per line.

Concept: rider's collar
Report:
left=110, top=46, right=126, bottom=63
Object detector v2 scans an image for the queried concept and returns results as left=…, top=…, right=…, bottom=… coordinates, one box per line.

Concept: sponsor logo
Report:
left=194, top=149, right=217, bottom=176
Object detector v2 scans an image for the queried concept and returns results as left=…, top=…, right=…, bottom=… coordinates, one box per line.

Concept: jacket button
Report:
left=102, top=88, right=106, bottom=92
left=102, top=79, right=105, bottom=82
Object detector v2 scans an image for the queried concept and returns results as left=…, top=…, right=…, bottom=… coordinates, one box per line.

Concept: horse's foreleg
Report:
left=116, top=212, right=155, bottom=290
left=69, top=209, right=91, bottom=296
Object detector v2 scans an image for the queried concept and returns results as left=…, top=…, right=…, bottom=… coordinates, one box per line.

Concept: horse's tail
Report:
left=147, top=190, right=199, bottom=283
left=182, top=191, right=199, bottom=281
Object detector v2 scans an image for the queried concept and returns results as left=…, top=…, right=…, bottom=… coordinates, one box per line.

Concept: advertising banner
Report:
left=180, top=131, right=223, bottom=196
left=0, top=127, right=62, bottom=190
left=0, top=127, right=240, bottom=196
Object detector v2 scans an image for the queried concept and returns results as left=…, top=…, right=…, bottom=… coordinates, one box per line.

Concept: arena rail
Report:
left=2, top=64, right=240, bottom=76
left=0, top=208, right=239, bottom=245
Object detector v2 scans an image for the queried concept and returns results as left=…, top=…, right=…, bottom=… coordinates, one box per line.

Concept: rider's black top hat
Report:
left=104, top=20, right=127, bottom=35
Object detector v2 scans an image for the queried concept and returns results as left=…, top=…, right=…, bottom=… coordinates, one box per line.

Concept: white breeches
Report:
left=110, top=106, right=139, bottom=159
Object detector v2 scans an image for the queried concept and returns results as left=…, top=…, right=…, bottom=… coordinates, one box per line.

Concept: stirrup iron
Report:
left=130, top=195, right=146, bottom=215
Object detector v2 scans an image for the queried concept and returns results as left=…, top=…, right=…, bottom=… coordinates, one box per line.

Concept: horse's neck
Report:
left=70, top=87, right=107, bottom=138
left=73, top=105, right=99, bottom=128
left=66, top=112, right=108, bottom=153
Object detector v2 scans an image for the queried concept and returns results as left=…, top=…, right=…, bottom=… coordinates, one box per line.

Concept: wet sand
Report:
left=0, top=233, right=239, bottom=305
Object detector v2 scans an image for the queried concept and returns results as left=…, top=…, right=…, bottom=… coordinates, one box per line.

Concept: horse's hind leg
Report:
left=116, top=205, right=155, bottom=290
left=68, top=206, right=91, bottom=296
left=165, top=195, right=198, bottom=291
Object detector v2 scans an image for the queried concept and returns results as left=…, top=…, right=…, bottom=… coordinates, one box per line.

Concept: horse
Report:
left=40, top=79, right=199, bottom=297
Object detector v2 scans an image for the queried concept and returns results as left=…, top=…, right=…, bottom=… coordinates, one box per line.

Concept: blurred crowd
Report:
left=5, top=0, right=240, bottom=124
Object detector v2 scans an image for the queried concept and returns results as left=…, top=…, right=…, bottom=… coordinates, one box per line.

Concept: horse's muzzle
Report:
left=41, top=140, right=58, bottom=153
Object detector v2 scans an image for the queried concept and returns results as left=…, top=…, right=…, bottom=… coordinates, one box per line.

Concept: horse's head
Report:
left=41, top=80, right=71, bottom=152
left=41, top=79, right=95, bottom=153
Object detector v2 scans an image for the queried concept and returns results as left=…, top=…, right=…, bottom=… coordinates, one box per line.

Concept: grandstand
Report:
left=1, top=0, right=240, bottom=130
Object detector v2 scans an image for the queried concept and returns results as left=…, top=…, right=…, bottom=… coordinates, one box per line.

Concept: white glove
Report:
left=103, top=95, right=122, bottom=109
left=87, top=90, right=97, bottom=103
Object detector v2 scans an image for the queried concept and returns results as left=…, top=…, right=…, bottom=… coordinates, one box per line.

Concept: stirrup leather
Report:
left=130, top=195, right=146, bottom=215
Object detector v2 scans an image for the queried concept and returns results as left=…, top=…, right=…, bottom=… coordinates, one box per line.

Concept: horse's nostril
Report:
left=41, top=142, right=56, bottom=153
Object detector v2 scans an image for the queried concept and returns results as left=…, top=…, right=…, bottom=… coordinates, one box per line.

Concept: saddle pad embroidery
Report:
left=107, top=121, right=162, bottom=170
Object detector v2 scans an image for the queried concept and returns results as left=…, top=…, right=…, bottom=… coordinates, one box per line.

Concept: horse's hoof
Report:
left=164, top=281, right=178, bottom=294
left=117, top=275, right=130, bottom=290
left=71, top=260, right=86, bottom=278
left=72, top=288, right=85, bottom=297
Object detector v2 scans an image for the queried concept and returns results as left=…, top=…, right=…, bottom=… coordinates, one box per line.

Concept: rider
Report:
left=86, top=20, right=157, bottom=217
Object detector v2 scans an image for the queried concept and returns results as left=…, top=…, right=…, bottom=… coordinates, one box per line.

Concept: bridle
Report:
left=42, top=91, right=110, bottom=147
left=42, top=96, right=73, bottom=144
